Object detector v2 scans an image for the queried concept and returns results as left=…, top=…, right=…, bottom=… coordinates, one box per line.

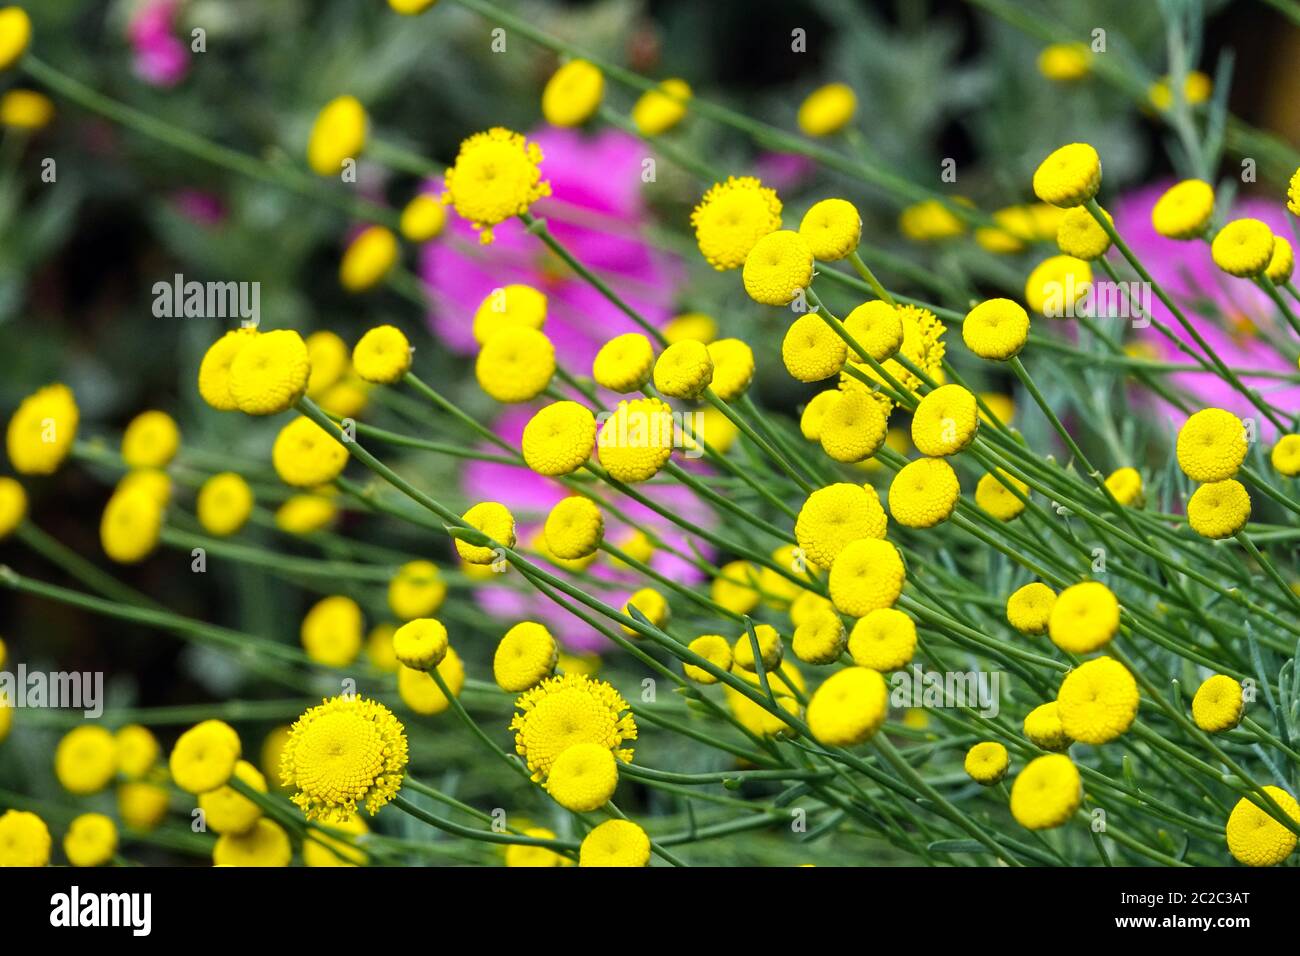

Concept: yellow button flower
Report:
left=117, top=782, right=169, bottom=831
left=799, top=198, right=861, bottom=261
left=0, top=810, right=49, bottom=867
left=398, top=649, right=464, bottom=715
left=1211, top=218, right=1274, bottom=277
left=828, top=538, right=905, bottom=617
left=303, top=813, right=369, bottom=867
left=388, top=560, right=446, bottom=620
left=848, top=607, right=916, bottom=671
left=889, top=457, right=960, bottom=529
left=783, top=314, right=846, bottom=382
left=1265, top=236, right=1293, bottom=285
left=198, top=760, right=267, bottom=835
left=742, top=230, right=814, bottom=306
left=1024, top=700, right=1072, bottom=751
left=276, top=491, right=336, bottom=534
left=228, top=329, right=310, bottom=415
left=683, top=634, right=733, bottom=684
left=100, top=487, right=164, bottom=564
left=807, top=666, right=889, bottom=746
left=388, top=0, right=439, bottom=12
left=393, top=618, right=449, bottom=672
left=121, top=410, right=180, bottom=469
left=1048, top=580, right=1119, bottom=653
left=170, top=719, right=240, bottom=794
left=1104, top=466, right=1143, bottom=506
left=1191, top=674, right=1244, bottom=732
left=0, top=475, right=27, bottom=538
left=442, top=127, right=551, bottom=244
left=899, top=199, right=967, bottom=242
left=399, top=193, right=447, bottom=243
left=592, top=332, right=654, bottom=392
left=706, top=338, right=755, bottom=401
left=1271, top=435, right=1300, bottom=477
left=213, top=818, right=292, bottom=867
left=912, top=384, right=978, bottom=456
left=456, top=500, right=515, bottom=565
left=631, top=78, right=691, bottom=136
left=0, top=7, right=32, bottom=72
left=1032, top=142, right=1101, bottom=208
left=544, top=496, right=603, bottom=559
left=352, top=325, right=412, bottom=383
left=272, top=416, right=348, bottom=488
left=579, top=818, right=650, bottom=867
left=547, top=742, right=619, bottom=812
left=820, top=389, right=889, bottom=463
left=6, top=382, right=79, bottom=475
left=1151, top=179, right=1214, bottom=239
left=1, top=89, right=52, bottom=130
left=1007, top=582, right=1056, bottom=635
left=1176, top=407, right=1247, bottom=481
left=733, top=623, right=783, bottom=672
left=653, top=340, right=714, bottom=399
left=473, top=283, right=547, bottom=345
left=965, top=741, right=1010, bottom=785
left=963, top=298, right=1029, bottom=361
left=301, top=594, right=363, bottom=667
left=542, top=59, right=604, bottom=127
left=197, top=471, right=254, bottom=537
left=843, top=300, right=904, bottom=362
left=791, top=608, right=846, bottom=665
left=664, top=311, right=717, bottom=344
left=114, top=724, right=159, bottom=780
left=339, top=225, right=398, bottom=292
left=1225, top=786, right=1299, bottom=867
left=55, top=726, right=117, bottom=795
left=198, top=328, right=258, bottom=411
left=795, top=482, right=887, bottom=570
left=1056, top=205, right=1112, bottom=260
left=305, top=330, right=349, bottom=398
left=691, top=176, right=783, bottom=271
left=1025, top=254, right=1092, bottom=317
left=798, top=389, right=841, bottom=441
left=64, top=813, right=118, bottom=867
left=623, top=586, right=669, bottom=636
left=307, top=95, right=367, bottom=176
left=1187, top=478, right=1251, bottom=539
left=975, top=469, right=1028, bottom=521
left=1056, top=656, right=1138, bottom=744
left=797, top=82, right=856, bottom=137
left=1037, top=43, right=1089, bottom=82
left=1010, top=754, right=1081, bottom=830
left=476, top=326, right=555, bottom=402
left=1290, top=166, right=1300, bottom=217
left=522, top=401, right=596, bottom=476
left=711, top=560, right=761, bottom=616
left=494, top=621, right=558, bottom=691
left=597, top=397, right=674, bottom=482
left=1148, top=71, right=1212, bottom=111
left=511, top=672, right=636, bottom=780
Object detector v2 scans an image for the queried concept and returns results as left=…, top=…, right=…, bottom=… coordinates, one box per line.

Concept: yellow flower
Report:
left=0, top=7, right=32, bottom=72
left=819, top=390, right=888, bottom=463
left=456, top=500, right=515, bottom=564
left=1192, top=674, right=1244, bottom=732
left=1266, top=236, right=1294, bottom=285
left=691, top=177, right=783, bottom=271
left=710, top=560, right=761, bottom=615
left=848, top=608, right=916, bottom=671
left=845, top=303, right=946, bottom=404
left=494, top=622, right=558, bottom=691
left=100, top=487, right=164, bottom=564
left=1037, top=43, right=1090, bottom=82
left=228, top=329, right=310, bottom=415
left=1104, top=466, right=1143, bottom=506
left=664, top=311, right=717, bottom=344
left=0, top=810, right=49, bottom=867
left=272, top=416, right=348, bottom=487
left=791, top=607, right=846, bottom=665
left=473, top=284, right=548, bottom=345
left=733, top=623, right=783, bottom=672
left=170, top=720, right=241, bottom=794
left=1032, top=142, right=1101, bottom=208
left=1151, top=179, right=1214, bottom=238
left=799, top=389, right=841, bottom=440
left=1010, top=754, right=1081, bottom=829
left=307, top=95, right=366, bottom=176
left=442, top=127, right=550, bottom=244
left=521, top=401, right=595, bottom=477
left=106, top=726, right=156, bottom=783
left=597, top=397, right=674, bottom=482
left=974, top=205, right=1035, bottom=253
left=912, top=384, right=978, bottom=456
left=544, top=497, right=603, bottom=560
left=117, top=782, right=170, bottom=831
left=339, top=225, right=399, bottom=293
left=0, top=475, right=26, bottom=538
left=706, top=338, right=755, bottom=401
left=301, top=595, right=363, bottom=668
left=653, top=340, right=714, bottom=399
left=799, top=198, right=861, bottom=261
left=388, top=0, right=439, bottom=13
left=1025, top=254, right=1092, bottom=316
left=742, top=230, right=814, bottom=306
left=889, top=457, right=960, bottom=528
left=1057, top=205, right=1112, bottom=260
left=198, top=328, right=258, bottom=411
left=631, top=78, right=691, bottom=135
left=197, top=472, right=254, bottom=537
left=965, top=742, right=1010, bottom=785
left=1290, top=166, right=1300, bottom=216
left=725, top=661, right=805, bottom=736
left=1048, top=580, right=1119, bottom=653
left=795, top=482, right=887, bottom=570
left=1271, top=435, right=1300, bottom=477
left=281, top=695, right=408, bottom=821
left=303, top=813, right=369, bottom=867
left=797, top=82, right=856, bottom=137
left=592, top=332, right=653, bottom=392
left=1056, top=656, right=1138, bottom=744
left=542, top=59, right=604, bottom=127
left=199, top=760, right=267, bottom=834
left=476, top=326, right=555, bottom=402
left=842, top=301, right=903, bottom=363
left=579, top=818, right=650, bottom=867
left=1007, top=582, right=1056, bottom=635
left=782, top=314, right=846, bottom=382
left=387, top=560, right=446, bottom=620
left=1187, top=479, right=1251, bottom=539
left=623, top=586, right=670, bottom=636
left=1176, top=407, right=1247, bottom=481
left=807, top=666, right=889, bottom=746
left=276, top=491, right=336, bottom=534
left=63, top=813, right=117, bottom=867
left=304, top=330, right=348, bottom=398
left=899, top=199, right=967, bottom=241
left=683, top=634, right=733, bottom=684
left=974, top=469, right=1028, bottom=521
left=6, top=382, right=79, bottom=475
left=962, top=298, right=1029, bottom=361
left=1211, top=218, right=1275, bottom=277
left=505, top=826, right=572, bottom=868
left=1023, top=701, right=1071, bottom=751
left=1, top=89, right=53, bottom=129
left=366, top=624, right=399, bottom=673
left=1148, top=71, right=1212, bottom=111
left=54, top=726, right=117, bottom=795
left=213, top=818, right=292, bottom=867
left=393, top=618, right=449, bottom=672
left=399, top=193, right=447, bottom=243
left=1225, top=786, right=1300, bottom=866
left=352, top=325, right=411, bottom=383
left=511, top=673, right=636, bottom=780
left=547, top=742, right=618, bottom=812
left=828, top=538, right=905, bottom=617
left=397, top=648, right=465, bottom=715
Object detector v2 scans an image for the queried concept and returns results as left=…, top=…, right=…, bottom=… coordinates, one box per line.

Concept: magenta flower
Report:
left=128, top=0, right=190, bottom=88
left=1112, top=182, right=1299, bottom=436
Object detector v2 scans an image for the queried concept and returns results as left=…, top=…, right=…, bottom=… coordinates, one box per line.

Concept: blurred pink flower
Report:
left=420, top=126, right=684, bottom=371
left=128, top=0, right=190, bottom=88
left=1113, top=183, right=1299, bottom=436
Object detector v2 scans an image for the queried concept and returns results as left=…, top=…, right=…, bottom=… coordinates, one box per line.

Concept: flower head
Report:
left=197, top=472, right=254, bottom=537
left=0, top=7, right=32, bottom=72
left=1266, top=236, right=1293, bottom=285
left=0, top=810, right=50, bottom=867
left=683, top=634, right=733, bottom=683
left=592, top=333, right=654, bottom=392
left=889, top=457, right=960, bottom=529
left=912, top=384, right=979, bottom=456
left=742, top=230, right=814, bottom=306
left=100, top=487, right=164, bottom=564
left=476, top=327, right=555, bottom=402
left=1048, top=580, right=1120, bottom=653
left=272, top=416, right=348, bottom=487
left=707, top=338, right=755, bottom=401
left=691, top=177, right=783, bottom=270
left=1188, top=479, right=1251, bottom=539
left=6, top=383, right=79, bottom=475
left=301, top=595, right=363, bottom=668
left=0, top=475, right=25, bottom=539
left=542, top=59, right=604, bottom=127
left=848, top=608, right=917, bottom=671
left=1032, top=143, right=1101, bottom=208
left=228, top=329, right=310, bottom=415
left=121, top=410, right=180, bottom=468
left=975, top=470, right=1028, bottom=521
left=653, top=340, right=714, bottom=399
left=807, top=666, right=889, bottom=746
left=280, top=695, right=408, bottom=821
left=579, top=818, right=650, bottom=867
left=544, top=497, right=603, bottom=559
left=198, top=760, right=267, bottom=834
left=1056, top=656, right=1139, bottom=744
left=303, top=813, right=369, bottom=867
left=1007, top=582, right=1056, bottom=635
left=170, top=719, right=241, bottom=794
left=213, top=818, right=292, bottom=867
left=399, top=193, right=447, bottom=243
left=473, top=284, right=547, bottom=346
left=1211, top=218, right=1274, bottom=277
left=799, top=390, right=841, bottom=440
left=494, top=621, right=558, bottom=691
left=114, top=725, right=160, bottom=780
left=819, top=390, right=888, bottom=463
left=442, top=127, right=551, bottom=244
left=1037, top=43, right=1089, bottom=82
left=55, top=726, right=117, bottom=795
left=1176, top=407, right=1247, bottom=481
left=797, top=83, right=856, bottom=137
left=1151, top=179, right=1214, bottom=238
left=546, top=742, right=618, bottom=812
left=828, top=538, right=905, bottom=617
left=352, top=325, right=412, bottom=383
left=1057, top=205, right=1112, bottom=260
left=1192, top=674, right=1244, bottom=732
left=198, top=328, right=258, bottom=411
left=847, top=303, right=945, bottom=403
left=1025, top=254, right=1092, bottom=316
left=733, top=623, right=783, bottom=672
left=963, top=298, right=1029, bottom=360
left=795, top=483, right=887, bottom=570
left=393, top=618, right=449, bottom=672
left=799, top=198, right=861, bottom=261
left=631, top=78, right=691, bottom=136
left=64, top=813, right=118, bottom=868
left=510, top=672, right=636, bottom=780
left=1010, top=754, right=1081, bottom=829
left=1023, top=702, right=1071, bottom=751
left=1226, top=787, right=1300, bottom=866
left=398, top=648, right=465, bottom=715
left=1104, top=466, right=1143, bottom=506
left=597, top=397, right=674, bottom=482
left=965, top=742, right=1010, bottom=784
left=783, top=314, right=846, bottom=382
left=456, top=500, right=516, bottom=564
left=308, top=95, right=367, bottom=176
left=522, top=401, right=595, bottom=476
left=791, top=608, right=846, bottom=665
left=388, top=560, right=446, bottom=620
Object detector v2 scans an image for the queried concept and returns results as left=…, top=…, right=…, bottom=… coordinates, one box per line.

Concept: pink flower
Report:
left=1112, top=182, right=1299, bottom=436
left=128, top=1, right=190, bottom=88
